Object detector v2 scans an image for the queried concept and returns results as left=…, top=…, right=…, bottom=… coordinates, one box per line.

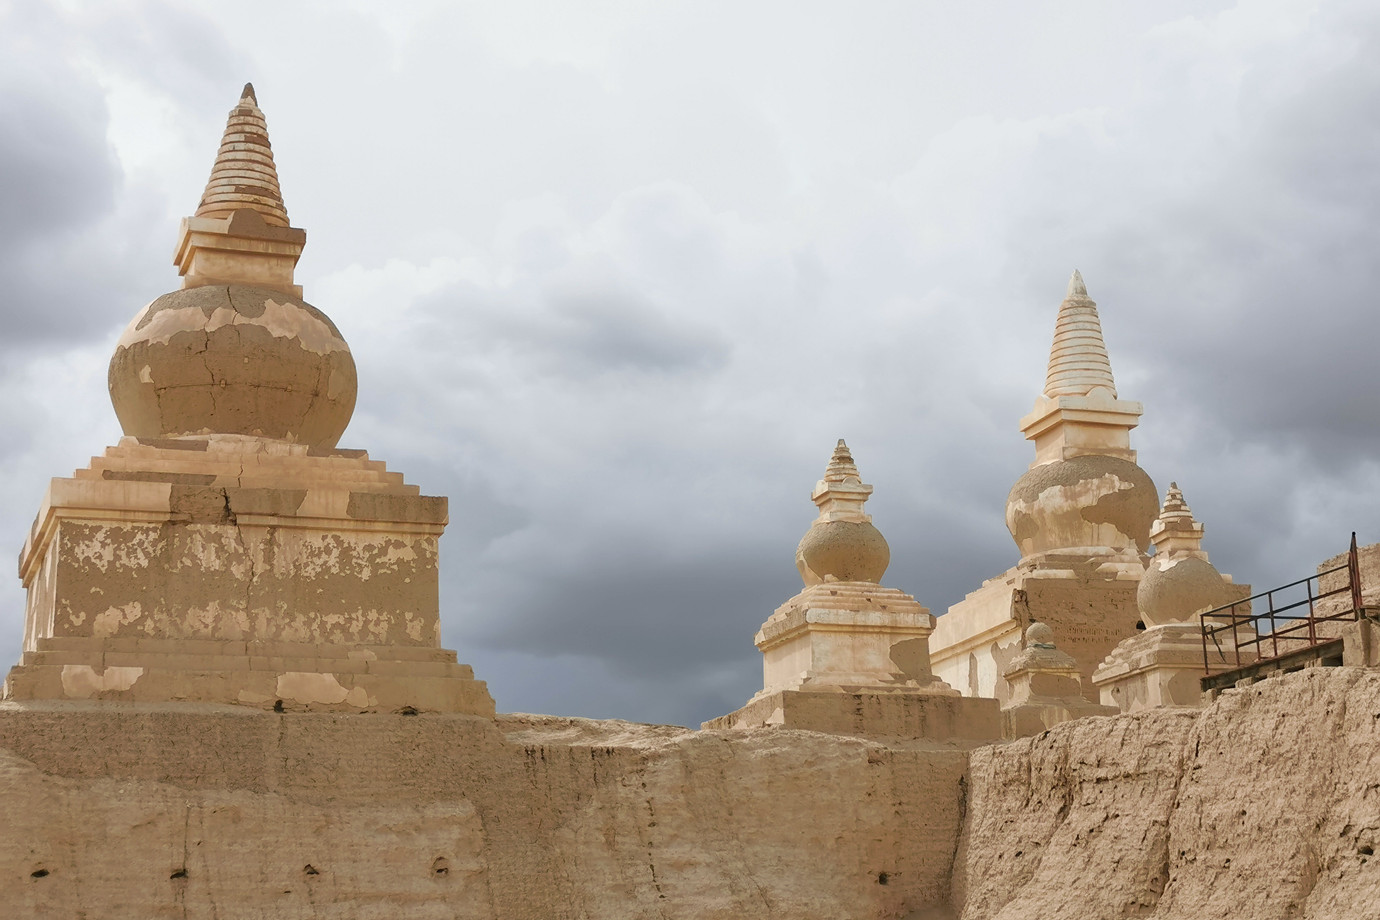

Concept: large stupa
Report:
left=929, top=272, right=1157, bottom=702
left=2, top=86, right=493, bottom=714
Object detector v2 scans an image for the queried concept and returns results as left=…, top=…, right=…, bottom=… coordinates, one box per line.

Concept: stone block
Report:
left=704, top=689, right=1001, bottom=743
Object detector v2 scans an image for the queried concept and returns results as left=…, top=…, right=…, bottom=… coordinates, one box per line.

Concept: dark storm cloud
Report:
left=454, top=537, right=793, bottom=676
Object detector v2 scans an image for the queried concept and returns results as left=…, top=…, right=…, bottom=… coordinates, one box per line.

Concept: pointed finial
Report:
left=1158, top=482, right=1195, bottom=526
left=823, top=438, right=861, bottom=483
left=241, top=82, right=257, bottom=104
left=1149, top=480, right=1206, bottom=558
left=1042, top=270, right=1117, bottom=398
left=1067, top=269, right=1087, bottom=299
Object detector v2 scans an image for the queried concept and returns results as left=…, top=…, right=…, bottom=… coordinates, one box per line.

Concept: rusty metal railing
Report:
left=1200, top=533, right=1362, bottom=674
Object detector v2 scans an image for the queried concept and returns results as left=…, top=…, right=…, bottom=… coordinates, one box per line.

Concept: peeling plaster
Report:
left=277, top=671, right=371, bottom=708
left=60, top=665, right=143, bottom=698
left=118, top=298, right=347, bottom=354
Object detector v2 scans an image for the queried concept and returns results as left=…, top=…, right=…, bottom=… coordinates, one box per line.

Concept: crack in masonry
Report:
left=945, top=770, right=968, bottom=907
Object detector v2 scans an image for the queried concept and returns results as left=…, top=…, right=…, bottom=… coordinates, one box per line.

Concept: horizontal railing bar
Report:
left=1198, top=566, right=1349, bottom=619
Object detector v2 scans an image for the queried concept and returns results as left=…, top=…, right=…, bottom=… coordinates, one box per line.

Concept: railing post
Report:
left=1202, top=614, right=1210, bottom=674
left=1307, top=576, right=1317, bottom=645
left=1270, top=590, right=1279, bottom=661
left=1350, top=531, right=1363, bottom=619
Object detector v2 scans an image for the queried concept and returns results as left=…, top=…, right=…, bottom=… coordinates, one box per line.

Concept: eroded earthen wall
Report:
left=0, top=707, right=967, bottom=919
left=957, top=667, right=1380, bottom=920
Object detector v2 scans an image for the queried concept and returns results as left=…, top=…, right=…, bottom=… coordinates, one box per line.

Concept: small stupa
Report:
left=706, top=441, right=999, bottom=742
left=3, top=86, right=493, bottom=714
left=1001, top=622, right=1116, bottom=737
left=930, top=272, right=1157, bottom=702
left=1137, top=482, right=1239, bottom=626
left=1092, top=482, right=1250, bottom=712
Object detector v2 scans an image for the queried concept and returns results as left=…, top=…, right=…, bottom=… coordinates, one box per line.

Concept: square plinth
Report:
left=5, top=436, right=493, bottom=715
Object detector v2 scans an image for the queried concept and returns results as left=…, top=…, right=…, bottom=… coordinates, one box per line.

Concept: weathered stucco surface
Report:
left=0, top=705, right=968, bottom=919
left=49, top=518, right=439, bottom=646
left=8, top=437, right=490, bottom=714
left=109, top=286, right=357, bottom=450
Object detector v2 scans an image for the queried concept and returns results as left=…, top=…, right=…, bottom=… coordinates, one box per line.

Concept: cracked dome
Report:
left=1005, top=454, right=1158, bottom=559
left=108, top=285, right=357, bottom=449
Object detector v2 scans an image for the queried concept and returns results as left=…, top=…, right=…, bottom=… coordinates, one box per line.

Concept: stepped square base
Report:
left=5, top=435, right=493, bottom=715
left=4, top=637, right=493, bottom=714
left=757, top=581, right=958, bottom=695
left=704, top=689, right=1001, bottom=743
left=1092, top=622, right=1253, bottom=713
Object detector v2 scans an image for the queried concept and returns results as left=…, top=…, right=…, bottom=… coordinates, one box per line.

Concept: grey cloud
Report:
left=6, top=1, right=1380, bottom=729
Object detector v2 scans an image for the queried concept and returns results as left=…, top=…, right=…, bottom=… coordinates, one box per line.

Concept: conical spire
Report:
left=1158, top=482, right=1195, bottom=527
left=1017, top=270, right=1142, bottom=467
left=809, top=438, right=873, bottom=522
left=823, top=439, right=861, bottom=483
left=1149, top=481, right=1206, bottom=558
left=173, top=84, right=306, bottom=297
left=195, top=83, right=290, bottom=228
left=1043, top=269, right=1117, bottom=399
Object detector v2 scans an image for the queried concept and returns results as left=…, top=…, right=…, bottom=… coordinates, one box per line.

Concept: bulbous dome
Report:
left=108, top=285, right=357, bottom=449
left=1138, top=555, right=1233, bottom=627
left=1006, top=454, right=1158, bottom=559
left=795, top=520, right=890, bottom=585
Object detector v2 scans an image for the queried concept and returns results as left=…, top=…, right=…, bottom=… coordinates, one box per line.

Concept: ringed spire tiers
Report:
left=1019, top=271, right=1144, bottom=466
left=173, top=83, right=306, bottom=297
left=195, top=83, right=291, bottom=227
left=1044, top=269, right=1118, bottom=399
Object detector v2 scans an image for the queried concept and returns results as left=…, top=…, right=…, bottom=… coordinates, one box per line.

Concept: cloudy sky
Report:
left=2, top=0, right=1378, bottom=726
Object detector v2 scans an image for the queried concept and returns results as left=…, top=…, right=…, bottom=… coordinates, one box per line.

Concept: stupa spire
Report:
left=173, top=84, right=306, bottom=297
left=823, top=439, right=861, bottom=483
left=1043, top=270, right=1117, bottom=399
left=1149, top=481, right=1208, bottom=560
left=1017, top=271, right=1143, bottom=467
left=195, top=83, right=289, bottom=227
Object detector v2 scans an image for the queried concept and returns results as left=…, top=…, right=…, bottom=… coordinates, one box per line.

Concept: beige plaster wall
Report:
left=933, top=570, right=1141, bottom=705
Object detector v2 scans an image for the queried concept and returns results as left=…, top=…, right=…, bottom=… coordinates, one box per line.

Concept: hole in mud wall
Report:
left=30, top=869, right=49, bottom=879
left=304, top=865, right=320, bottom=876
left=432, top=857, right=450, bottom=876
left=397, top=706, right=419, bottom=716
left=170, top=868, right=188, bottom=879
left=1361, top=846, right=1374, bottom=857
left=273, top=700, right=285, bottom=713
left=877, top=871, right=889, bottom=885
